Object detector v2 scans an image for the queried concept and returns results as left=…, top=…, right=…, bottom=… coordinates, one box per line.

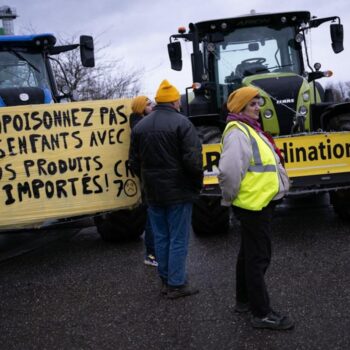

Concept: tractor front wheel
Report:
left=192, top=197, right=230, bottom=235
left=94, top=205, right=147, bottom=242
left=191, top=125, right=230, bottom=235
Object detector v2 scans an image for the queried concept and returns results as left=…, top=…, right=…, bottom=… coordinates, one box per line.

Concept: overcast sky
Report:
left=9, top=0, right=350, bottom=98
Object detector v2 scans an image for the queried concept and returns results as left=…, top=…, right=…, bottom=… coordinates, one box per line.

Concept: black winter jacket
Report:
left=129, top=104, right=203, bottom=205
left=129, top=112, right=143, bottom=129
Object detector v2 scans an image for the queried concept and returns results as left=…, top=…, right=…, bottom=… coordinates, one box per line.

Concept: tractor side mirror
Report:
left=168, top=41, right=182, bottom=71
left=330, top=23, right=344, bottom=53
left=80, top=35, right=95, bottom=67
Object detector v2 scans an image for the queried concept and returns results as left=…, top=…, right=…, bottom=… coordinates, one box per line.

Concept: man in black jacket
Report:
left=129, top=79, right=203, bottom=299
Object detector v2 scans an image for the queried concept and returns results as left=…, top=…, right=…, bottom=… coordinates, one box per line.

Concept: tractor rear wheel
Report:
left=326, top=114, right=350, bottom=131
left=192, top=125, right=230, bottom=235
left=326, top=114, right=350, bottom=219
left=94, top=205, right=147, bottom=242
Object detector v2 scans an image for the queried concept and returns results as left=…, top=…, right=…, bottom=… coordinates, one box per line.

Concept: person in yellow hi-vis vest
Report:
left=218, top=86, right=293, bottom=330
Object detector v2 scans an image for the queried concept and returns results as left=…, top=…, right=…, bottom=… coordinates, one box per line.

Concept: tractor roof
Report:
left=193, top=11, right=311, bottom=36
left=0, top=33, right=56, bottom=50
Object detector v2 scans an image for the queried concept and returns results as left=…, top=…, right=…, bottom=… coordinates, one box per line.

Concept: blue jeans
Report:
left=148, top=202, right=192, bottom=287
left=144, top=215, right=156, bottom=257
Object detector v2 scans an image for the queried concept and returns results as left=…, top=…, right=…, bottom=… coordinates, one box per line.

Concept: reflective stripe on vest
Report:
left=221, top=121, right=279, bottom=211
left=238, top=123, right=277, bottom=173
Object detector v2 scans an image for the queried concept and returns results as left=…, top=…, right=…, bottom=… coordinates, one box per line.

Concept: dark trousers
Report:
left=233, top=203, right=275, bottom=317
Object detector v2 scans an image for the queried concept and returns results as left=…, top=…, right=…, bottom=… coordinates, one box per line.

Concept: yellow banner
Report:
left=202, top=132, right=350, bottom=185
left=0, top=99, right=140, bottom=229
left=203, top=144, right=221, bottom=185
left=275, top=133, right=350, bottom=177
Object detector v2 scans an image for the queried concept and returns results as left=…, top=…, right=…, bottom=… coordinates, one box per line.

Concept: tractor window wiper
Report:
left=9, top=49, right=41, bottom=73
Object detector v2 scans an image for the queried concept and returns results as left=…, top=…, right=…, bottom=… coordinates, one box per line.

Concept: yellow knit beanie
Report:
left=227, top=86, right=260, bottom=113
left=155, top=79, right=180, bottom=103
left=131, top=96, right=149, bottom=115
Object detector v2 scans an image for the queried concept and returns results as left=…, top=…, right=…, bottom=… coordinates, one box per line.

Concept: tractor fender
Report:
left=187, top=113, right=226, bottom=129
left=320, top=102, right=350, bottom=129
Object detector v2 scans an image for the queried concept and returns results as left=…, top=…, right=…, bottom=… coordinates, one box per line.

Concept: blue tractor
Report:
left=0, top=33, right=94, bottom=106
left=0, top=33, right=148, bottom=242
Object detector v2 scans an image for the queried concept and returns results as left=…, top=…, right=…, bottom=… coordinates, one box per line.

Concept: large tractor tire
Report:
left=326, top=114, right=350, bottom=220
left=197, top=125, right=222, bottom=144
left=330, top=190, right=350, bottom=221
left=94, top=205, right=147, bottom=242
left=326, top=114, right=350, bottom=131
left=192, top=125, right=230, bottom=235
left=192, top=197, right=230, bottom=235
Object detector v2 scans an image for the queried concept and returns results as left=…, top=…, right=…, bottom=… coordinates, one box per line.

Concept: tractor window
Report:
left=0, top=51, right=50, bottom=90
left=213, top=26, right=302, bottom=86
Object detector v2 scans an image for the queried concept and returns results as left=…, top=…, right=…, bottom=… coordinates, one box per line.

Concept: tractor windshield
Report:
left=0, top=51, right=50, bottom=90
left=210, top=26, right=302, bottom=85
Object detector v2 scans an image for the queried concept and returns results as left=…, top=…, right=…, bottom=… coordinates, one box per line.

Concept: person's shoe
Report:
left=234, top=301, right=250, bottom=313
left=251, top=310, right=294, bottom=330
left=167, top=284, right=199, bottom=299
left=144, top=254, right=158, bottom=267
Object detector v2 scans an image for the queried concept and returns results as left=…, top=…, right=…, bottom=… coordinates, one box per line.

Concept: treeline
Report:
left=325, top=81, right=350, bottom=102
left=51, top=36, right=142, bottom=101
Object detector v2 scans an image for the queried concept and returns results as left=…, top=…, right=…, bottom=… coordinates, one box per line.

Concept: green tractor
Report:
left=167, top=11, right=350, bottom=235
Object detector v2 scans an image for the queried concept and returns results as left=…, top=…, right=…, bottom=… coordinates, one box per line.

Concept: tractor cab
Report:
left=0, top=33, right=94, bottom=106
left=168, top=11, right=343, bottom=135
left=203, top=16, right=305, bottom=121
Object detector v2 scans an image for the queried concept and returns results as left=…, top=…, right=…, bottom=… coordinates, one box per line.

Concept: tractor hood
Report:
left=244, top=72, right=311, bottom=136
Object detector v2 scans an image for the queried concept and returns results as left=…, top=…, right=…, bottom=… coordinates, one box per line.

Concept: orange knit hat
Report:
left=227, top=86, right=260, bottom=113
left=131, top=96, right=149, bottom=115
left=155, top=79, right=180, bottom=103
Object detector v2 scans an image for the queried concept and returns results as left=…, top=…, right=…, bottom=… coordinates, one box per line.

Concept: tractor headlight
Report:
left=259, top=97, right=266, bottom=107
left=264, top=109, right=273, bottom=119
left=302, top=92, right=310, bottom=102
left=314, top=62, right=322, bottom=71
left=298, top=106, right=308, bottom=116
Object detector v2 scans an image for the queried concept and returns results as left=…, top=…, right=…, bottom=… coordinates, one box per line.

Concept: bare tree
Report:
left=325, top=81, right=350, bottom=102
left=51, top=36, right=142, bottom=101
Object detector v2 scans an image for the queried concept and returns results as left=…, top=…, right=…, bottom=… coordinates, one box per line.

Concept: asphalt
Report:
left=0, top=194, right=349, bottom=349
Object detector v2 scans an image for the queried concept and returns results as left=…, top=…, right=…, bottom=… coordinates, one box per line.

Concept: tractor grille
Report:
left=252, top=76, right=304, bottom=135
